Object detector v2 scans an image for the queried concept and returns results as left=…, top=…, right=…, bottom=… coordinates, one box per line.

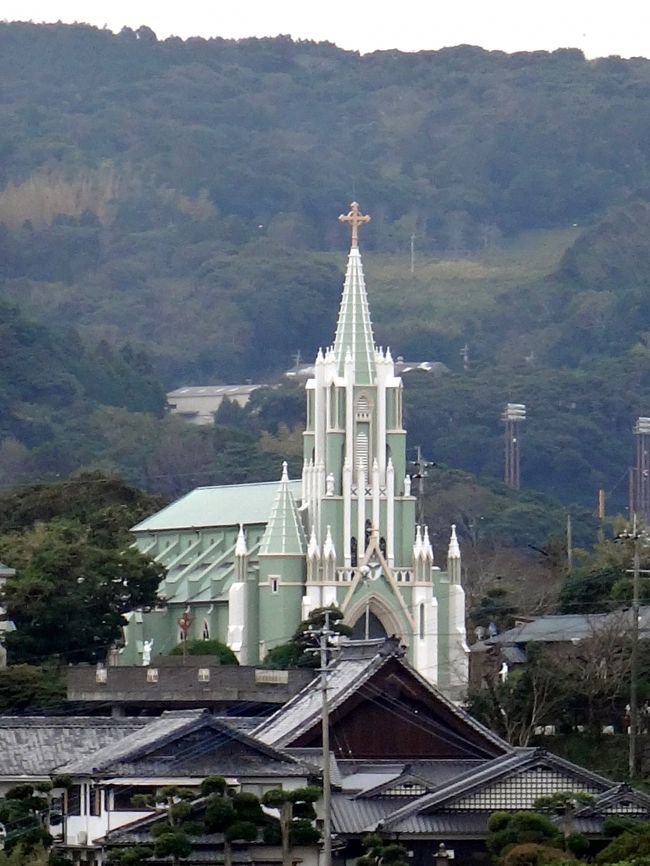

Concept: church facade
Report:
left=124, top=203, right=468, bottom=696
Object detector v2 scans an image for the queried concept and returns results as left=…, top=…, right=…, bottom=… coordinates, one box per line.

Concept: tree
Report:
left=356, top=833, right=410, bottom=866
left=534, top=792, right=592, bottom=857
left=468, top=645, right=569, bottom=746
left=596, top=824, right=650, bottom=864
left=202, top=778, right=266, bottom=866
left=262, top=606, right=352, bottom=669
left=262, top=787, right=321, bottom=866
left=131, top=785, right=196, bottom=866
left=0, top=785, right=53, bottom=853
left=0, top=664, right=65, bottom=711
left=1, top=521, right=164, bottom=663
left=487, top=811, right=563, bottom=860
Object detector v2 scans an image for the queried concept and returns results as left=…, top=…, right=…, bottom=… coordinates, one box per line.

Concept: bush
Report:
left=502, top=843, right=568, bottom=866
left=169, top=640, right=238, bottom=664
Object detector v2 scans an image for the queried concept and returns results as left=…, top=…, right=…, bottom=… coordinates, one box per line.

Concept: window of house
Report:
left=66, top=786, right=81, bottom=816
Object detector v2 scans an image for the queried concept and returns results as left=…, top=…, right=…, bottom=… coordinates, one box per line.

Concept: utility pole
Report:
left=305, top=611, right=335, bottom=866
left=617, top=519, right=649, bottom=778
left=410, top=233, right=416, bottom=274
left=319, top=610, right=333, bottom=866
left=631, top=533, right=640, bottom=780
left=566, top=512, right=573, bottom=570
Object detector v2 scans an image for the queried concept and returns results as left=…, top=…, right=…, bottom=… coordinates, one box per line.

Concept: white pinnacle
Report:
left=423, top=526, right=434, bottom=562
left=307, top=525, right=320, bottom=559
left=413, top=524, right=423, bottom=560
left=448, top=524, right=461, bottom=559
left=323, top=525, right=336, bottom=560
left=281, top=461, right=289, bottom=482
left=235, top=524, right=248, bottom=557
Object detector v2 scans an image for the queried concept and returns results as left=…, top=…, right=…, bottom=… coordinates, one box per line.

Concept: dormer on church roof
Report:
left=259, top=462, right=307, bottom=556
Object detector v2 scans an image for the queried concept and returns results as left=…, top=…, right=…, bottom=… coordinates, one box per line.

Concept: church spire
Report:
left=334, top=202, right=376, bottom=385
left=259, top=462, right=307, bottom=556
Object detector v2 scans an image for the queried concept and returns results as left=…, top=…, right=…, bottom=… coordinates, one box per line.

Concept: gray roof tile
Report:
left=0, top=717, right=146, bottom=776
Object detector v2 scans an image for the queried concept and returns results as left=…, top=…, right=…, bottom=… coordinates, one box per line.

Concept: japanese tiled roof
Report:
left=0, top=716, right=146, bottom=776
left=56, top=709, right=312, bottom=778
left=252, top=638, right=507, bottom=752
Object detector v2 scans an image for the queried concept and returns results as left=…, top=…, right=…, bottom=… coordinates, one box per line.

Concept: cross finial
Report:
left=339, top=201, right=371, bottom=249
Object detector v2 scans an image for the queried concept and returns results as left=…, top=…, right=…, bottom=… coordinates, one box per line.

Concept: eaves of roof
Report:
left=379, top=748, right=616, bottom=830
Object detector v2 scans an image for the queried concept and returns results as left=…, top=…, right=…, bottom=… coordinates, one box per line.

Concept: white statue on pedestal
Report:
left=142, top=639, right=154, bottom=666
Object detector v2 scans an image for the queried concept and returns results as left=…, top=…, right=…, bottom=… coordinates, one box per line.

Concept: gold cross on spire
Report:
left=339, top=201, right=371, bottom=249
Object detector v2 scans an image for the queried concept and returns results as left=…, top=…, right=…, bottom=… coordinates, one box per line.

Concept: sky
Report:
left=2, top=0, right=650, bottom=59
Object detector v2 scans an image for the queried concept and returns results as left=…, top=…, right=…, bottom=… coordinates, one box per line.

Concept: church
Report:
left=124, top=203, right=468, bottom=696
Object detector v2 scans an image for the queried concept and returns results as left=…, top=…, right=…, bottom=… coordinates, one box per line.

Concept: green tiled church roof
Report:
left=259, top=463, right=307, bottom=556
left=333, top=247, right=376, bottom=385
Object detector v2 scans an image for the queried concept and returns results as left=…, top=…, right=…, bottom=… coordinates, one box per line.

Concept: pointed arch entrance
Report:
left=346, top=594, right=406, bottom=644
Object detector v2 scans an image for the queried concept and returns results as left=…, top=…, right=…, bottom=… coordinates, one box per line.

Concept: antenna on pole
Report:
left=502, top=403, right=526, bottom=490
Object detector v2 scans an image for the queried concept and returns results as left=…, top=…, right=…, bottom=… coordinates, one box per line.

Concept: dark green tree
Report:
left=1, top=520, right=164, bottom=663
left=262, top=607, right=352, bottom=669
left=262, top=787, right=321, bottom=866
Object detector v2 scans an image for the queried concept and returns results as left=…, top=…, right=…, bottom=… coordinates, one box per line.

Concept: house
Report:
left=166, top=384, right=261, bottom=426
left=0, top=638, right=648, bottom=864
left=469, top=607, right=650, bottom=691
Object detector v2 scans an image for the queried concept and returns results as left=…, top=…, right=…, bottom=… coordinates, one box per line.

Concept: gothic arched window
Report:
left=202, top=621, right=210, bottom=640
left=351, top=537, right=358, bottom=567
left=419, top=603, right=425, bottom=640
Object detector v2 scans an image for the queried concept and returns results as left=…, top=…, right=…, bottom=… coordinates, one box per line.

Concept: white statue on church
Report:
left=142, top=639, right=154, bottom=666
left=404, top=475, right=412, bottom=496
left=326, top=472, right=335, bottom=496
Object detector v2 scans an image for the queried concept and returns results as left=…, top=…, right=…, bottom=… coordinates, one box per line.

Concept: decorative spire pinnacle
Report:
left=323, top=525, right=336, bottom=560
left=281, top=460, right=289, bottom=482
left=333, top=203, right=376, bottom=385
left=338, top=201, right=371, bottom=250
left=235, top=523, right=248, bottom=557
left=307, top=525, right=320, bottom=559
left=413, top=524, right=423, bottom=560
left=423, top=526, right=433, bottom=562
left=448, top=524, right=461, bottom=559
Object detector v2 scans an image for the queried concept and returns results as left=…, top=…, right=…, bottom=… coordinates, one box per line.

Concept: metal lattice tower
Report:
left=630, top=417, right=650, bottom=524
left=503, top=403, right=526, bottom=490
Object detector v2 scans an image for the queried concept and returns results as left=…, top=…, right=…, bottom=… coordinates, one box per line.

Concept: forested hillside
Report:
left=2, top=22, right=650, bottom=517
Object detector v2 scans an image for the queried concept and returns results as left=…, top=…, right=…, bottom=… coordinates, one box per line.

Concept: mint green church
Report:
left=124, top=203, right=468, bottom=696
